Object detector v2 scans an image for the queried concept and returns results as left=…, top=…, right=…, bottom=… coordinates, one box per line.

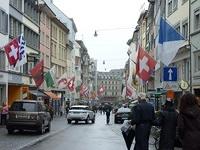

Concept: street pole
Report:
left=189, top=0, right=192, bottom=93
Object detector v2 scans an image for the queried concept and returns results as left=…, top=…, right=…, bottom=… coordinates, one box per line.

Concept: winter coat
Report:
left=131, top=100, right=155, bottom=150
left=156, top=108, right=178, bottom=150
left=177, top=105, right=200, bottom=150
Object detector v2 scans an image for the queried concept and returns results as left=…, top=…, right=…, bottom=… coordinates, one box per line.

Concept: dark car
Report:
left=6, top=100, right=51, bottom=134
left=114, top=107, right=131, bottom=124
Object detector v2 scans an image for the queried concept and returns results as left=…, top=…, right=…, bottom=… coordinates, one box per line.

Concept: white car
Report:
left=67, top=105, right=95, bottom=124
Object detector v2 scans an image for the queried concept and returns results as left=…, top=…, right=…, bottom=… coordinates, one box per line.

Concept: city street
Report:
left=20, top=114, right=155, bottom=150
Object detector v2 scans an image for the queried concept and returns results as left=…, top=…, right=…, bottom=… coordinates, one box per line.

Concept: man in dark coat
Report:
left=131, top=92, right=155, bottom=150
left=155, top=99, right=178, bottom=150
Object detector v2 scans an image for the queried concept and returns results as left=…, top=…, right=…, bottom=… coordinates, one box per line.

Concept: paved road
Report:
left=21, top=114, right=155, bottom=150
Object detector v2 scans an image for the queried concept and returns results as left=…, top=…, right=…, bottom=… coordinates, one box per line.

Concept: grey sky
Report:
left=53, top=0, right=148, bottom=71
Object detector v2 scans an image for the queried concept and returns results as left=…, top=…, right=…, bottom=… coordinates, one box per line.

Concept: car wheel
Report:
left=7, top=129, right=14, bottom=134
left=46, top=122, right=51, bottom=132
left=92, top=118, right=95, bottom=123
left=85, top=116, right=89, bottom=124
left=68, top=120, right=71, bottom=124
left=38, top=123, right=45, bottom=135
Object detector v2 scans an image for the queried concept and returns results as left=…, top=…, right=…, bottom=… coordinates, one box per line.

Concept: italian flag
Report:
left=44, top=66, right=56, bottom=88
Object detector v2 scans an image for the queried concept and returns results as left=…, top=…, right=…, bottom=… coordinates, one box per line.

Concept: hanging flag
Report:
left=126, top=83, right=136, bottom=98
left=80, top=84, right=89, bottom=97
left=136, top=46, right=157, bottom=81
left=4, top=37, right=19, bottom=67
left=67, top=76, right=75, bottom=92
left=98, top=84, right=105, bottom=96
left=44, top=66, right=56, bottom=88
left=17, top=34, right=27, bottom=66
left=158, top=17, right=185, bottom=66
left=57, top=73, right=68, bottom=89
left=30, top=60, right=44, bottom=87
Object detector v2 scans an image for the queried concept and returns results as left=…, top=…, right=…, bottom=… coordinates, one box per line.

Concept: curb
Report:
left=15, top=125, right=70, bottom=150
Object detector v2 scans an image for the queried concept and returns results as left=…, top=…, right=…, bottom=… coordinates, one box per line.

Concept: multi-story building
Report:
left=191, top=0, right=200, bottom=96
left=97, top=69, right=124, bottom=104
left=0, top=1, right=9, bottom=105
left=89, top=58, right=97, bottom=99
left=39, top=1, right=56, bottom=90
left=8, top=0, right=40, bottom=106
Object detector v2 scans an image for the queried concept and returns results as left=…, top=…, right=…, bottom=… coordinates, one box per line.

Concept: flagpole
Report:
left=189, top=0, right=192, bottom=93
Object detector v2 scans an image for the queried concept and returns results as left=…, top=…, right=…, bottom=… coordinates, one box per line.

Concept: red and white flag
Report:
left=4, top=34, right=26, bottom=67
left=67, top=76, right=75, bottom=92
left=98, top=84, right=105, bottom=96
left=126, top=83, right=135, bottom=98
left=136, top=46, right=157, bottom=81
left=4, top=38, right=19, bottom=67
left=30, top=60, right=44, bottom=87
left=57, top=73, right=68, bottom=89
left=80, top=84, right=89, bottom=97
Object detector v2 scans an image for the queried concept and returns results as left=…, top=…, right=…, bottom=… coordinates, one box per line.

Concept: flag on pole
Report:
left=136, top=46, right=157, bottom=81
left=57, top=73, right=68, bottom=89
left=67, top=76, right=75, bottom=92
left=44, top=66, right=56, bottom=88
left=98, top=84, right=105, bottom=96
left=30, top=60, right=44, bottom=87
left=80, top=84, right=89, bottom=97
left=158, top=17, right=185, bottom=66
left=4, top=37, right=19, bottom=67
left=17, top=34, right=27, bottom=66
left=126, top=83, right=136, bottom=98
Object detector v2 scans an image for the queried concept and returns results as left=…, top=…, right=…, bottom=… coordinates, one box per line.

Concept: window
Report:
left=194, top=9, right=200, bottom=30
left=174, top=23, right=180, bottom=33
left=0, top=50, right=5, bottom=70
left=46, top=35, right=49, bottom=48
left=24, top=0, right=39, bottom=23
left=9, top=16, right=22, bottom=38
left=182, top=0, right=188, bottom=4
left=168, top=0, right=173, bottom=15
left=194, top=52, right=200, bottom=72
left=0, top=9, right=8, bottom=35
left=10, top=0, right=22, bottom=12
left=24, top=26, right=39, bottom=50
left=182, top=21, right=188, bottom=39
left=173, top=0, right=178, bottom=11
left=46, top=16, right=50, bottom=28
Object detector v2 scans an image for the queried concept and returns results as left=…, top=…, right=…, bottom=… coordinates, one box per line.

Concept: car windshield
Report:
left=70, top=107, right=89, bottom=110
left=10, top=102, right=36, bottom=112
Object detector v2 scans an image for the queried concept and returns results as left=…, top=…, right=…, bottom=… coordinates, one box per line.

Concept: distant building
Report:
left=97, top=69, right=124, bottom=103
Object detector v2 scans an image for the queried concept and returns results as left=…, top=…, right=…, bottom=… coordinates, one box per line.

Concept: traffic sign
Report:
left=163, top=67, right=177, bottom=81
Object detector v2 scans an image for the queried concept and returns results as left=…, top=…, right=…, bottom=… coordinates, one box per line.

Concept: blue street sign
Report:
left=163, top=67, right=177, bottom=81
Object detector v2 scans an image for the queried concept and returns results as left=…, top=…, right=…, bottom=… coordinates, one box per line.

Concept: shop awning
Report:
left=44, top=91, right=60, bottom=100
left=29, top=90, right=48, bottom=97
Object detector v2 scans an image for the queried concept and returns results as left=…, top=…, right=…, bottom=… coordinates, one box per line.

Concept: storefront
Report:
left=0, top=72, right=8, bottom=106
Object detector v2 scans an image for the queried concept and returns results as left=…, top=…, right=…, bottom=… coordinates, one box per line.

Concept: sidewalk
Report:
left=0, top=116, right=68, bottom=150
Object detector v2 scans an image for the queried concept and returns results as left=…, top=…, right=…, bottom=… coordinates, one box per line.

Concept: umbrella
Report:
left=122, top=128, right=135, bottom=150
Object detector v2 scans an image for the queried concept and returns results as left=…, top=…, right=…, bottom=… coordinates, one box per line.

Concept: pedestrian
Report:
left=131, top=92, right=155, bottom=150
left=177, top=92, right=200, bottom=150
left=105, top=104, right=112, bottom=124
left=1, top=102, right=8, bottom=125
left=155, top=98, right=178, bottom=150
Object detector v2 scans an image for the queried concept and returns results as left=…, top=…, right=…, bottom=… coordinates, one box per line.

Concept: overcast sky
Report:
left=53, top=0, right=148, bottom=72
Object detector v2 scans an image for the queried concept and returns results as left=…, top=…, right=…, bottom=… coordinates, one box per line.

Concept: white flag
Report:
left=17, top=33, right=27, bottom=66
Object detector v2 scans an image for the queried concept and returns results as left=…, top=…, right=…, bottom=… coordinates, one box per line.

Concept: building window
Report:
left=194, top=9, right=200, bottom=30
left=9, top=16, right=22, bottom=38
left=168, top=0, right=173, bottom=15
left=0, top=9, right=8, bottom=35
left=46, top=35, right=49, bottom=48
left=10, top=0, right=22, bottom=12
left=194, top=52, right=200, bottom=72
left=24, top=26, right=39, bottom=50
left=0, top=50, right=5, bottom=70
left=175, top=23, right=180, bottom=33
left=24, top=0, right=39, bottom=23
left=173, top=0, right=178, bottom=11
left=182, top=21, right=188, bottom=39
left=182, top=0, right=188, bottom=4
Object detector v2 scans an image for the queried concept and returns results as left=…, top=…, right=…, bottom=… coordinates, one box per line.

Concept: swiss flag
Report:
left=30, top=60, right=44, bottom=87
left=98, top=85, right=105, bottom=96
left=136, top=46, right=157, bottom=81
left=80, top=84, right=89, bottom=97
left=67, top=76, right=75, bottom=92
left=4, top=38, right=19, bottom=67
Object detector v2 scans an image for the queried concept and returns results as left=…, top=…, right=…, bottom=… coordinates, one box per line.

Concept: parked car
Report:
left=6, top=100, right=51, bottom=134
left=114, top=107, right=131, bottom=124
left=67, top=105, right=95, bottom=124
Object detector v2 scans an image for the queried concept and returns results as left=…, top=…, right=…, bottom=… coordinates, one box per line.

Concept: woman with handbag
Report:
left=177, top=92, right=200, bottom=150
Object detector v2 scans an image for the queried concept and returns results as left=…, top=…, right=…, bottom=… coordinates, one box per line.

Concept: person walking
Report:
left=131, top=92, right=155, bottom=150
left=1, top=102, right=8, bottom=125
left=177, top=92, right=200, bottom=150
left=155, top=99, right=178, bottom=150
left=105, top=104, right=112, bottom=124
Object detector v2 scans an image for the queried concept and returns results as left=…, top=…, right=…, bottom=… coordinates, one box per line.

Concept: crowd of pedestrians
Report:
left=126, top=92, right=200, bottom=150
